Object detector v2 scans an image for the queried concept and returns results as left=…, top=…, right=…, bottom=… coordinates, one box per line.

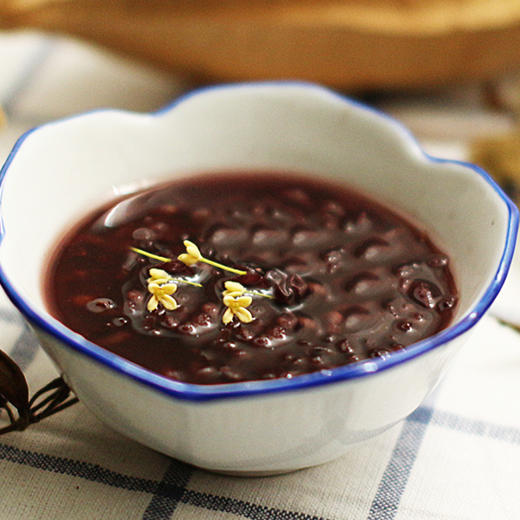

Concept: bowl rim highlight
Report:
left=0, top=81, right=517, bottom=402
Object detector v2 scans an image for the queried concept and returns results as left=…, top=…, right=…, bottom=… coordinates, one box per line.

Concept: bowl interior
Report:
left=0, top=83, right=513, bottom=364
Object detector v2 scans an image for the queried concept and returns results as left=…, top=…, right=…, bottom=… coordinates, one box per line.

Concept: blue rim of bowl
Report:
left=0, top=81, right=518, bottom=402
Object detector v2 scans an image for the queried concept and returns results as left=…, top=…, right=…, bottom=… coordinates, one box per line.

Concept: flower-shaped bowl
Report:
left=0, top=82, right=517, bottom=474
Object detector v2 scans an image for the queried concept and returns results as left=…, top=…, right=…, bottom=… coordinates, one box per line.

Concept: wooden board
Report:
left=2, top=0, right=520, bottom=89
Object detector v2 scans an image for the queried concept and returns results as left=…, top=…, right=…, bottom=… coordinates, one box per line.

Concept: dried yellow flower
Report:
left=148, top=268, right=172, bottom=284
left=222, top=280, right=246, bottom=298
left=222, top=294, right=253, bottom=324
left=177, top=240, right=203, bottom=266
left=178, top=240, right=247, bottom=275
left=146, top=268, right=178, bottom=311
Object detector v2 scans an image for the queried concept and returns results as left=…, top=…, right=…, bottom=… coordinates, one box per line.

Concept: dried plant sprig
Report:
left=1, top=349, right=78, bottom=436
left=178, top=240, right=247, bottom=275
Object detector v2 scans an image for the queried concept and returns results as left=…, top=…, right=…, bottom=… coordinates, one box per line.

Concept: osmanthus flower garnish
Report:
left=131, top=241, right=248, bottom=275
left=220, top=281, right=274, bottom=324
left=146, top=268, right=203, bottom=312
left=132, top=243, right=274, bottom=322
left=146, top=269, right=179, bottom=311
left=222, top=293, right=253, bottom=325
left=178, top=240, right=247, bottom=275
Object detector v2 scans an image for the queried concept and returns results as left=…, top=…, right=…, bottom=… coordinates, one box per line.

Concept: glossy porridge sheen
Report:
left=44, top=173, right=458, bottom=384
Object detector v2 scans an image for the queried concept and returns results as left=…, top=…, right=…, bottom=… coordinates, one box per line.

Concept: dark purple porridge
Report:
left=44, top=172, right=458, bottom=384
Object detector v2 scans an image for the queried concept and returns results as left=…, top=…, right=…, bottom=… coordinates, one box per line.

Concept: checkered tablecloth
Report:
left=1, top=31, right=520, bottom=520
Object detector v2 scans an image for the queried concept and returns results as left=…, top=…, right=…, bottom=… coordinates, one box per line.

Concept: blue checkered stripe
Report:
left=3, top=314, right=520, bottom=520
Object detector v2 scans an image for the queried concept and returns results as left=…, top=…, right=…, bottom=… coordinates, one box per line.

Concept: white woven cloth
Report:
left=1, top=31, right=520, bottom=520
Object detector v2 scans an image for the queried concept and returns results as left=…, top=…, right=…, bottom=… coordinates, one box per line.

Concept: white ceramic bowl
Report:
left=0, top=83, right=517, bottom=475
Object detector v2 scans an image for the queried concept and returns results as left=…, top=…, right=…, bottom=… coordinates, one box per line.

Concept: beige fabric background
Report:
left=1, top=30, right=520, bottom=520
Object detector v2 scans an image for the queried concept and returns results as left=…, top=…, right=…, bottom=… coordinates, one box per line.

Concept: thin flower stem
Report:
left=131, top=247, right=171, bottom=263
left=172, top=279, right=203, bottom=288
left=132, top=249, right=202, bottom=287
left=248, top=290, right=274, bottom=300
left=201, top=257, right=247, bottom=275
